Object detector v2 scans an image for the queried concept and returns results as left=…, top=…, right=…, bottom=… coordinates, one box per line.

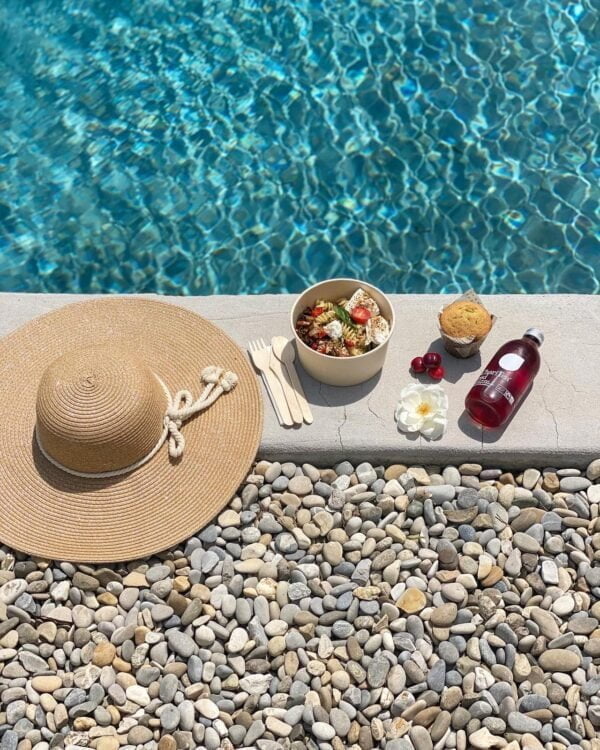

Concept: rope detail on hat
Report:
left=165, top=366, right=238, bottom=459
left=35, top=367, right=238, bottom=479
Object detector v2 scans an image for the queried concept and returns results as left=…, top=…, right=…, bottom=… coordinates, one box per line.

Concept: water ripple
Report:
left=0, top=0, right=598, bottom=294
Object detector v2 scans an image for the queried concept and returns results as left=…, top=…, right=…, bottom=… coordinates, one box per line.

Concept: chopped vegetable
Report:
left=350, top=305, right=372, bottom=325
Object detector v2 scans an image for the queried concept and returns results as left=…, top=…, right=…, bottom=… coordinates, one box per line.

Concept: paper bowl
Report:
left=290, top=278, right=395, bottom=387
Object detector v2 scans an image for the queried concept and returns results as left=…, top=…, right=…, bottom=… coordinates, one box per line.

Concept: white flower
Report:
left=395, top=383, right=448, bottom=440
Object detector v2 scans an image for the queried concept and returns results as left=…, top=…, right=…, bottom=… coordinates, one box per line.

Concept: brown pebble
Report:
left=542, top=472, right=560, bottom=492
left=583, top=639, right=600, bottom=657
left=134, top=626, right=150, bottom=645
left=167, top=591, right=189, bottom=616
left=384, top=464, right=407, bottom=480
left=72, top=571, right=99, bottom=590
left=158, top=737, right=177, bottom=750
left=481, top=566, right=504, bottom=587
left=173, top=576, right=190, bottom=593
left=538, top=649, right=581, bottom=672
left=430, top=603, right=457, bottom=627
left=92, top=642, right=116, bottom=667
left=97, top=592, right=118, bottom=606
left=347, top=721, right=360, bottom=744
left=396, top=588, right=427, bottom=614
left=73, top=717, right=95, bottom=730
left=430, top=710, right=452, bottom=742
left=96, top=738, right=119, bottom=750
left=112, top=657, right=131, bottom=673
left=122, top=571, right=148, bottom=587
left=413, top=706, right=441, bottom=727
left=358, top=725, right=373, bottom=750
left=31, top=676, right=62, bottom=693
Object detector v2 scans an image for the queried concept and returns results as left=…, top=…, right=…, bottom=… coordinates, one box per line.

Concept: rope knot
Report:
left=220, top=371, right=238, bottom=392
left=201, top=366, right=223, bottom=384
left=165, top=367, right=237, bottom=459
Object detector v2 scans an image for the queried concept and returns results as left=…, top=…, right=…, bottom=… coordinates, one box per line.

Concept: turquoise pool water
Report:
left=0, top=0, right=598, bottom=294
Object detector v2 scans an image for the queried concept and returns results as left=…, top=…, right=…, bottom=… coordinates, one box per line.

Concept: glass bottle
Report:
left=465, top=328, right=544, bottom=428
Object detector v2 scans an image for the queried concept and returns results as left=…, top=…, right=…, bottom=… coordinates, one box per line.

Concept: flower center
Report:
left=416, top=402, right=432, bottom=417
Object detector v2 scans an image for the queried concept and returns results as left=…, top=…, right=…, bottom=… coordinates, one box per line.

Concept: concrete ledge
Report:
left=1, top=292, right=599, bottom=469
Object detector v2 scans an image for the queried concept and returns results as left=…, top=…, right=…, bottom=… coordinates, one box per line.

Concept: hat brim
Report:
left=0, top=298, right=263, bottom=562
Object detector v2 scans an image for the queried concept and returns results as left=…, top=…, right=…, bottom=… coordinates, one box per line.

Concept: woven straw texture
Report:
left=0, top=298, right=263, bottom=562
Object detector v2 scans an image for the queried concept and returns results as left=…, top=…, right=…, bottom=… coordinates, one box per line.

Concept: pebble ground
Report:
left=1, top=459, right=600, bottom=750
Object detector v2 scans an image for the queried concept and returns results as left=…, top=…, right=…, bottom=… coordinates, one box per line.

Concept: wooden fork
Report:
left=248, top=339, right=294, bottom=427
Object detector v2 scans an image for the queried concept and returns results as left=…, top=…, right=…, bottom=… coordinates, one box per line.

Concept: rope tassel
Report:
left=165, top=366, right=238, bottom=458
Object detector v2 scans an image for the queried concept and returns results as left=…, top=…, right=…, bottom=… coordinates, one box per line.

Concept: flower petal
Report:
left=402, top=413, right=424, bottom=427
left=402, top=392, right=424, bottom=409
left=421, top=415, right=448, bottom=440
left=400, top=383, right=424, bottom=400
left=398, top=418, right=422, bottom=434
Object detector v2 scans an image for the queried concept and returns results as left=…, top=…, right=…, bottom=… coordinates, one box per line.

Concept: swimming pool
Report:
left=0, top=0, right=598, bottom=295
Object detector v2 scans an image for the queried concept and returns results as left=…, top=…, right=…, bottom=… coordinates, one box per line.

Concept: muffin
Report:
left=438, top=295, right=495, bottom=358
left=440, top=301, right=492, bottom=339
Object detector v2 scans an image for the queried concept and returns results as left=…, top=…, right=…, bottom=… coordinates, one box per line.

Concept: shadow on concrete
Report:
left=423, top=337, right=482, bottom=384
left=458, top=411, right=483, bottom=442
left=400, top=430, right=421, bottom=443
left=300, top=369, right=382, bottom=408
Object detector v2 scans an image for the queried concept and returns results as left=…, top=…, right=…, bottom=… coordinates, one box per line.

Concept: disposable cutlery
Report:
left=271, top=336, right=313, bottom=424
left=268, top=342, right=303, bottom=425
left=248, top=340, right=293, bottom=427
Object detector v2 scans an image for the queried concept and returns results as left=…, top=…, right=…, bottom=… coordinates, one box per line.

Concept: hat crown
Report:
left=36, top=346, right=166, bottom=474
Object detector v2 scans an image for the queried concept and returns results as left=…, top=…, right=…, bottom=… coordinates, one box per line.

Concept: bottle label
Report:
left=495, top=384, right=515, bottom=405
left=498, top=353, right=524, bottom=371
left=475, top=369, right=516, bottom=405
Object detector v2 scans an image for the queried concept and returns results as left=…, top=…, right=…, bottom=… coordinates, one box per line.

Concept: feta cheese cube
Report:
left=323, top=319, right=343, bottom=340
left=344, top=288, right=380, bottom=317
left=365, top=316, right=390, bottom=345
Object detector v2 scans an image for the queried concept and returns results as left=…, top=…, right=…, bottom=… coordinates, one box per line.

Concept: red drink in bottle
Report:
left=465, top=328, right=544, bottom=428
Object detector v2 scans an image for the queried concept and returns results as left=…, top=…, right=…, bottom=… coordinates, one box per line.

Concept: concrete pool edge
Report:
left=1, top=292, right=599, bottom=469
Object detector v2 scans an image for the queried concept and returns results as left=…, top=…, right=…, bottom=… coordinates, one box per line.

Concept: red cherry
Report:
left=411, top=356, right=426, bottom=373
left=429, top=365, right=445, bottom=380
left=423, top=352, right=442, bottom=369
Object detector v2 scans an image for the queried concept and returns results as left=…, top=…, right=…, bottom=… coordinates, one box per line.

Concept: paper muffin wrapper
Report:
left=438, top=289, right=496, bottom=358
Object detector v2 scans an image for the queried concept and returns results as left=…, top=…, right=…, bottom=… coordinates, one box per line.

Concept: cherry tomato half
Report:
left=350, top=305, right=372, bottom=325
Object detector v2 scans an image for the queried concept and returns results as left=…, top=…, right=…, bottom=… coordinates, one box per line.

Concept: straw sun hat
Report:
left=0, top=298, right=263, bottom=562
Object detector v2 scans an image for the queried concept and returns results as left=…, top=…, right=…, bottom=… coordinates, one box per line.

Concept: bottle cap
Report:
left=524, top=327, right=544, bottom=346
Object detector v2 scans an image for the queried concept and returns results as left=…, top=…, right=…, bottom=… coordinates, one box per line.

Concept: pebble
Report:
left=167, top=631, right=195, bottom=658
left=507, top=712, right=542, bottom=733
left=128, top=726, right=153, bottom=744
left=126, top=684, right=150, bottom=706
left=0, top=579, right=27, bottom=604
left=587, top=458, right=600, bottom=480
left=30, top=676, right=62, bottom=692
left=0, top=458, right=597, bottom=750
left=430, top=602, right=457, bottom=627
left=265, top=716, right=292, bottom=737
left=287, top=475, right=312, bottom=495
left=396, top=588, right=427, bottom=613
left=538, top=649, right=581, bottom=672
left=312, top=722, right=336, bottom=741
left=560, top=476, right=591, bottom=492
left=322, top=541, right=343, bottom=566
left=512, top=532, right=540, bottom=553
left=196, top=698, right=219, bottom=719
